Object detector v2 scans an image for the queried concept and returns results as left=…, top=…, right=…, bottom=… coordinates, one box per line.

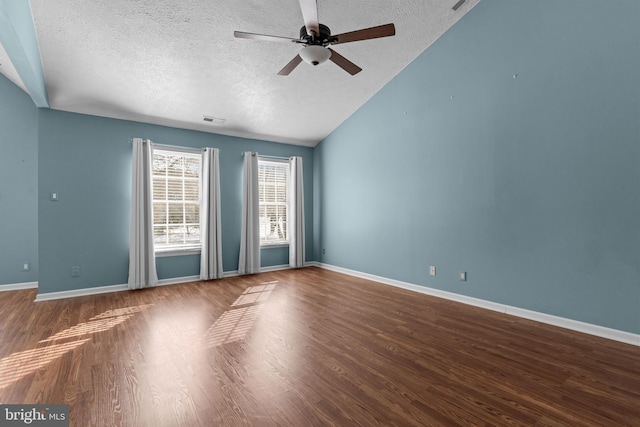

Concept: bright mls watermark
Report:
left=0, top=405, right=69, bottom=426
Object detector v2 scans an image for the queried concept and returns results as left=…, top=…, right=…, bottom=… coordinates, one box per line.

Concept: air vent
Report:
left=203, top=116, right=226, bottom=126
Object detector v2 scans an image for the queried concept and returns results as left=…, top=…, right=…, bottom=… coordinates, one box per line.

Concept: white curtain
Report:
left=238, top=151, right=260, bottom=274
left=128, top=138, right=158, bottom=289
left=288, top=156, right=305, bottom=268
left=200, top=148, right=223, bottom=280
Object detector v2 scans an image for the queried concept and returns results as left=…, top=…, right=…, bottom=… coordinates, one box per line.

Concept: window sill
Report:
left=260, top=242, right=289, bottom=249
left=155, top=247, right=201, bottom=257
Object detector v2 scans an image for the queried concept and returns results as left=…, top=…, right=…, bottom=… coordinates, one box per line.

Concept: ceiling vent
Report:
left=452, top=0, right=466, bottom=11
left=203, top=116, right=226, bottom=126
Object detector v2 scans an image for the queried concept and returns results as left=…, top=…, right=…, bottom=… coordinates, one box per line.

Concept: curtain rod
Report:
left=128, top=139, right=217, bottom=154
left=241, top=152, right=294, bottom=161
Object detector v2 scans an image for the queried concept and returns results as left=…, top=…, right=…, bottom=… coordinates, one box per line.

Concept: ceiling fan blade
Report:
left=298, top=0, right=320, bottom=37
left=277, top=55, right=303, bottom=76
left=234, top=31, right=300, bottom=43
left=328, top=48, right=362, bottom=75
left=331, top=23, right=396, bottom=45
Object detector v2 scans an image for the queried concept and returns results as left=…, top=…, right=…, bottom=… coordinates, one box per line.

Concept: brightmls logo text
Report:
left=4, top=407, right=46, bottom=424
left=0, top=405, right=69, bottom=426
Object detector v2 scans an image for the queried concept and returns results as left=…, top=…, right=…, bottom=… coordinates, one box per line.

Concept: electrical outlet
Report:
left=429, top=266, right=436, bottom=276
left=460, top=271, right=467, bottom=281
left=322, top=248, right=326, bottom=255
left=23, top=262, right=30, bottom=272
left=71, top=266, right=81, bottom=277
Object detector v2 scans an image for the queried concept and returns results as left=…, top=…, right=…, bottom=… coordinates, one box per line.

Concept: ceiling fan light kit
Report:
left=234, top=0, right=395, bottom=76
left=299, top=45, right=331, bottom=66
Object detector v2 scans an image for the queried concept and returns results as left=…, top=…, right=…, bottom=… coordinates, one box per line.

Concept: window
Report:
left=258, top=159, right=289, bottom=245
left=152, top=148, right=201, bottom=252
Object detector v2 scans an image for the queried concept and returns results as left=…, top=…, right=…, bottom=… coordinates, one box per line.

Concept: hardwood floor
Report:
left=0, top=266, right=638, bottom=426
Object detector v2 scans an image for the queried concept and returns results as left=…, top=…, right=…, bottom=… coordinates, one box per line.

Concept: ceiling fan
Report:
left=234, top=0, right=396, bottom=76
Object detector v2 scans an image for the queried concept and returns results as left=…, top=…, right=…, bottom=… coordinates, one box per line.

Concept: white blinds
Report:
left=258, top=159, right=289, bottom=244
left=151, top=149, right=202, bottom=249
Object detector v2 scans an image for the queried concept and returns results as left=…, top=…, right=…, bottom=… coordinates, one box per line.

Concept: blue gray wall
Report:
left=0, top=74, right=38, bottom=285
left=315, top=0, right=640, bottom=334
left=36, top=109, right=313, bottom=293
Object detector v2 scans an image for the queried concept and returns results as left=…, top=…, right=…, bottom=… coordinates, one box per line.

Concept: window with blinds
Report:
left=151, top=149, right=201, bottom=251
left=258, top=159, right=289, bottom=245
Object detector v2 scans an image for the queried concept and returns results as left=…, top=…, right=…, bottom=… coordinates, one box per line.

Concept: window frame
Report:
left=151, top=146, right=202, bottom=256
left=257, top=157, right=290, bottom=248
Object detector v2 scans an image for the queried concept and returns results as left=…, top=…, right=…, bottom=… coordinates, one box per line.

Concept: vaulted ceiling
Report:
left=0, top=0, right=479, bottom=147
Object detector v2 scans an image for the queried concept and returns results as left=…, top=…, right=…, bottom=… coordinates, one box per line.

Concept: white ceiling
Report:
left=4, top=0, right=480, bottom=147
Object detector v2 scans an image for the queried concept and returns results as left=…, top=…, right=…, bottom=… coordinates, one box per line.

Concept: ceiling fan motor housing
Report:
left=300, top=24, right=333, bottom=45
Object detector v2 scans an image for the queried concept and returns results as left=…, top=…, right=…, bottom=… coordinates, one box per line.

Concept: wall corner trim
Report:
left=0, top=281, right=38, bottom=292
left=316, top=263, right=640, bottom=347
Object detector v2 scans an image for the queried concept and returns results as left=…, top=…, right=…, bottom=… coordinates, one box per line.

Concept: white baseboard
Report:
left=33, top=276, right=203, bottom=302
left=224, top=263, right=313, bottom=278
left=35, top=276, right=205, bottom=302
left=260, top=264, right=290, bottom=273
left=223, top=270, right=240, bottom=278
left=0, top=281, right=38, bottom=292
left=35, top=283, right=129, bottom=302
left=156, top=275, right=200, bottom=287
left=33, top=263, right=308, bottom=302
left=316, top=263, right=640, bottom=347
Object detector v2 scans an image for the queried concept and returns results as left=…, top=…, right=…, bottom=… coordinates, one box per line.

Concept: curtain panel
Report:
left=288, top=156, right=305, bottom=268
left=200, top=147, right=223, bottom=279
left=128, top=138, right=158, bottom=289
left=238, top=151, right=260, bottom=274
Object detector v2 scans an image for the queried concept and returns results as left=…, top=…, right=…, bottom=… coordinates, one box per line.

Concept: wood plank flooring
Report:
left=0, top=266, right=638, bottom=426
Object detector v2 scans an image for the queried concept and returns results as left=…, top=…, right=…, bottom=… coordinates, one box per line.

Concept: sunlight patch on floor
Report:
left=0, top=339, right=91, bottom=388
left=231, top=282, right=277, bottom=307
left=0, top=303, right=152, bottom=389
left=39, top=303, right=153, bottom=343
left=203, top=281, right=278, bottom=347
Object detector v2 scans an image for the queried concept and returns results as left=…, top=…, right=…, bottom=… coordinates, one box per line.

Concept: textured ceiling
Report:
left=17, top=0, right=479, bottom=147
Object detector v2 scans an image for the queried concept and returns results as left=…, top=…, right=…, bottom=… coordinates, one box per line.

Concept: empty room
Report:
left=1, top=0, right=639, bottom=425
